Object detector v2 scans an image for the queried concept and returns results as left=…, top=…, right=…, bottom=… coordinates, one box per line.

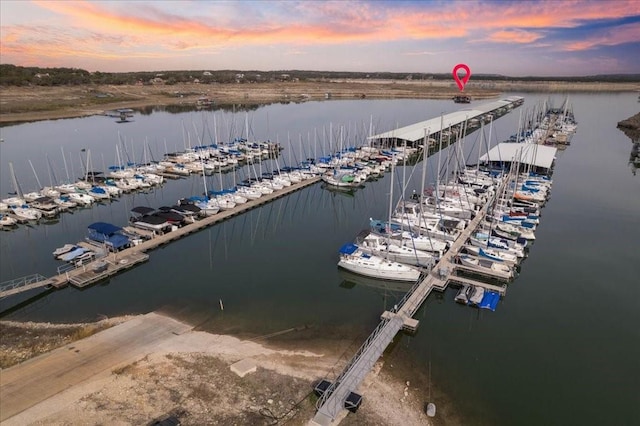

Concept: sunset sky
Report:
left=1, top=0, right=639, bottom=76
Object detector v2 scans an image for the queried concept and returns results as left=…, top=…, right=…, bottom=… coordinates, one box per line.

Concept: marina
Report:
left=1, top=97, right=525, bottom=299
left=3, top=97, right=571, bottom=421
left=312, top=100, right=572, bottom=423
left=0, top=93, right=638, bottom=426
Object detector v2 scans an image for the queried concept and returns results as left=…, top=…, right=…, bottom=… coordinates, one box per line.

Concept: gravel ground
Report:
left=0, top=315, right=443, bottom=426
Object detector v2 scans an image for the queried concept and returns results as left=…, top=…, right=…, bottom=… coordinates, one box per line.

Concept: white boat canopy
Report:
left=368, top=96, right=524, bottom=144
left=478, top=143, right=558, bottom=170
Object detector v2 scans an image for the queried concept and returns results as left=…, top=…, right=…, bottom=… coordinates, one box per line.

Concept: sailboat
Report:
left=337, top=156, right=421, bottom=282
left=337, top=243, right=422, bottom=282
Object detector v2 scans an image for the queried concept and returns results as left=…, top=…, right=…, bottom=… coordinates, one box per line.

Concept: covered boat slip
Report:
left=477, top=142, right=558, bottom=174
left=87, top=222, right=130, bottom=251
left=368, top=96, right=524, bottom=148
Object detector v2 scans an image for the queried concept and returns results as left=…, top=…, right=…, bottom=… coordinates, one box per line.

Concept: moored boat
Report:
left=53, top=243, right=77, bottom=257
left=337, top=243, right=421, bottom=282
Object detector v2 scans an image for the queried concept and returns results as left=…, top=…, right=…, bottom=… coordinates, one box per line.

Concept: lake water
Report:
left=1, top=92, right=638, bottom=425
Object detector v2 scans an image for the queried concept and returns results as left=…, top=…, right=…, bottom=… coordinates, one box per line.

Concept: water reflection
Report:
left=629, top=140, right=640, bottom=176
left=136, top=101, right=304, bottom=116
left=616, top=113, right=640, bottom=176
left=338, top=268, right=414, bottom=294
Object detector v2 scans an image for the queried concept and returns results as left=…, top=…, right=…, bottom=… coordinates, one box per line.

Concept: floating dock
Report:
left=312, top=182, right=505, bottom=425
left=0, top=177, right=321, bottom=298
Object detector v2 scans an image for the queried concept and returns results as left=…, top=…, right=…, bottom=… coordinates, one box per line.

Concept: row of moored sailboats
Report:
left=337, top=102, right=577, bottom=295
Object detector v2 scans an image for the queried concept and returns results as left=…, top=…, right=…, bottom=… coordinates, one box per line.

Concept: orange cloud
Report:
left=2, top=0, right=639, bottom=71
left=18, top=0, right=640, bottom=48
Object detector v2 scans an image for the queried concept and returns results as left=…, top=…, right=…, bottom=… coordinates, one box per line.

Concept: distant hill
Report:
left=1, top=64, right=638, bottom=86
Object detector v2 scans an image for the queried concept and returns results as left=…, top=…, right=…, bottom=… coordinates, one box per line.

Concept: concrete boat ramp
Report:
left=0, top=312, right=193, bottom=424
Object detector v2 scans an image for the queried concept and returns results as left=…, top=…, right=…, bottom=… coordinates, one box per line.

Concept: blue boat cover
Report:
left=88, top=222, right=121, bottom=235
left=479, top=291, right=500, bottom=311
left=339, top=243, right=359, bottom=255
left=87, top=222, right=130, bottom=249
left=189, top=195, right=208, bottom=202
left=59, top=247, right=87, bottom=262
left=106, top=234, right=130, bottom=249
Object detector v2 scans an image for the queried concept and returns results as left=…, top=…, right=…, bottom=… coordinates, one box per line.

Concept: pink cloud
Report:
left=562, top=21, right=640, bottom=51
left=1, top=0, right=639, bottom=71
left=486, top=30, right=544, bottom=44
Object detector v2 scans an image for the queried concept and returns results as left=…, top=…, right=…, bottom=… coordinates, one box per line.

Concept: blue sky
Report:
left=1, top=0, right=639, bottom=75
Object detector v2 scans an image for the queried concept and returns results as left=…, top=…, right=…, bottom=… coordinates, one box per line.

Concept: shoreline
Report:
left=0, top=313, right=442, bottom=425
left=1, top=79, right=638, bottom=126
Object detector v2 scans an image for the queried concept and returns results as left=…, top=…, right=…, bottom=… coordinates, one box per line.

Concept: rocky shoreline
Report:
left=1, top=79, right=638, bottom=125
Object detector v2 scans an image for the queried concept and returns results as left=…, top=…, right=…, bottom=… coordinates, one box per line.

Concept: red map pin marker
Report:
left=452, top=64, right=471, bottom=92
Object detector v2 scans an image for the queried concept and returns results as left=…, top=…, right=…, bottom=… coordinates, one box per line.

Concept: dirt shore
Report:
left=1, top=79, right=638, bottom=125
left=0, top=314, right=447, bottom=426
left=617, top=112, right=640, bottom=140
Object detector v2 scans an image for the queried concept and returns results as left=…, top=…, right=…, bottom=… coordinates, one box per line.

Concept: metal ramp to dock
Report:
left=312, top=315, right=405, bottom=425
left=0, top=274, right=53, bottom=299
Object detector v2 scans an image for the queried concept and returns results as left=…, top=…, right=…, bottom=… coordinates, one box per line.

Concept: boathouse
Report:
left=87, top=222, right=130, bottom=251
left=368, top=96, right=524, bottom=148
left=477, top=142, right=558, bottom=174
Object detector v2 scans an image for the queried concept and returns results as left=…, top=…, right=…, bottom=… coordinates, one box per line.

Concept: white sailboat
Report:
left=337, top=243, right=421, bottom=282
left=337, top=156, right=422, bottom=282
left=457, top=254, right=514, bottom=280
left=357, top=232, right=436, bottom=268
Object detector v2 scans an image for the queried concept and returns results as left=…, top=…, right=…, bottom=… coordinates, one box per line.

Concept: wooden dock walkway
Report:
left=67, top=252, right=150, bottom=288
left=446, top=274, right=507, bottom=295
left=312, top=184, right=503, bottom=425
left=0, top=177, right=321, bottom=298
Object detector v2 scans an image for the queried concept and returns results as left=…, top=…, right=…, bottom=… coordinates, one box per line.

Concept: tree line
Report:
left=1, top=64, right=638, bottom=86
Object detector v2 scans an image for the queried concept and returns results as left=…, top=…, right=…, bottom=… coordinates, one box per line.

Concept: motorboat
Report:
left=0, top=213, right=18, bottom=228
left=58, top=247, right=88, bottom=262
left=455, top=284, right=471, bottom=304
left=468, top=286, right=485, bottom=306
left=53, top=244, right=77, bottom=257
left=11, top=205, right=42, bottom=221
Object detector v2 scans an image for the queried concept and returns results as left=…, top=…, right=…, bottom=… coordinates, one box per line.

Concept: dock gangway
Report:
left=0, top=274, right=50, bottom=299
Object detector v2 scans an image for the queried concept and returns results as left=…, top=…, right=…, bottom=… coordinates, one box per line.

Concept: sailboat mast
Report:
left=420, top=128, right=429, bottom=202
left=397, top=140, right=405, bottom=198
left=28, top=160, right=43, bottom=190
left=435, top=115, right=444, bottom=208
left=201, top=159, right=208, bottom=197
left=61, top=146, right=70, bottom=182
left=387, top=154, right=395, bottom=253
left=8, top=162, right=23, bottom=199
left=46, top=154, right=57, bottom=187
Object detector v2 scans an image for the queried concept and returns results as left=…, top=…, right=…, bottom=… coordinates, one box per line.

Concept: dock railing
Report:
left=391, top=271, right=428, bottom=314
left=315, top=315, right=394, bottom=410
left=0, top=273, right=48, bottom=298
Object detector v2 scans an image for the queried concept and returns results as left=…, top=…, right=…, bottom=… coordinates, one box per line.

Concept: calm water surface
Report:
left=0, top=93, right=638, bottom=425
